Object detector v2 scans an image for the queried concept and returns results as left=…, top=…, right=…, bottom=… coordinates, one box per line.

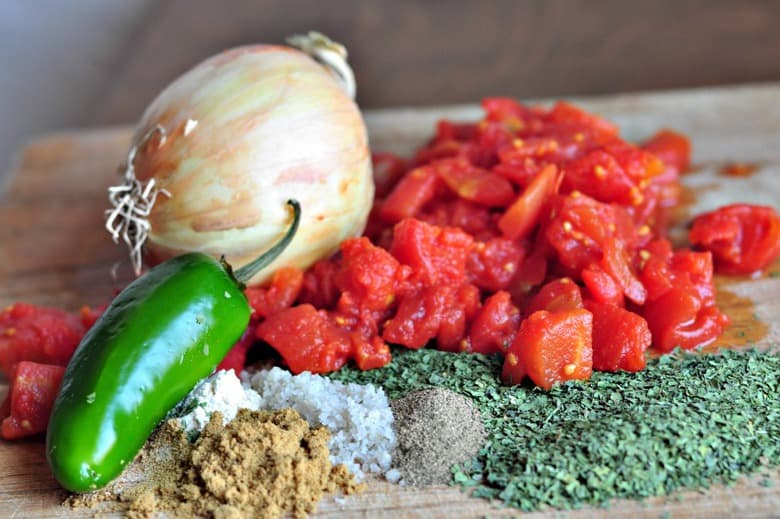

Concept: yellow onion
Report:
left=108, top=33, right=373, bottom=285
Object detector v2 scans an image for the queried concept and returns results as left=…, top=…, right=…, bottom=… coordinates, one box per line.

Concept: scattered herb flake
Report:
left=330, top=348, right=780, bottom=511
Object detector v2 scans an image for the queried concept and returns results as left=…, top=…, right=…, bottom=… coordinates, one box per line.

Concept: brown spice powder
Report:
left=69, top=408, right=363, bottom=518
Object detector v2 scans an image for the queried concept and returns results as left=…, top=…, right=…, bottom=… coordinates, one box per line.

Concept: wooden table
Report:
left=93, top=0, right=780, bottom=122
left=1, top=83, right=779, bottom=517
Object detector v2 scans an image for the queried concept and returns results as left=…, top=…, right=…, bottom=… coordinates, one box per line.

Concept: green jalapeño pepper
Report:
left=46, top=200, right=301, bottom=493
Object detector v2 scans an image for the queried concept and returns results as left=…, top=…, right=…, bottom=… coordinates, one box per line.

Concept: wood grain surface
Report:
left=1, top=84, right=779, bottom=517
left=93, top=0, right=780, bottom=123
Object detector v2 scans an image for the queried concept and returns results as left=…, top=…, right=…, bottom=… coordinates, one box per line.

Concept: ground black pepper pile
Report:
left=390, top=388, right=486, bottom=486
left=330, top=347, right=780, bottom=511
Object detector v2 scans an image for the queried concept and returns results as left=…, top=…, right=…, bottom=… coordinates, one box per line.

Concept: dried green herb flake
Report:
left=330, top=348, right=780, bottom=511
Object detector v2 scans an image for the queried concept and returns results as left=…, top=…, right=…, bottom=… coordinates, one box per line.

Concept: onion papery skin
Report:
left=133, top=45, right=373, bottom=285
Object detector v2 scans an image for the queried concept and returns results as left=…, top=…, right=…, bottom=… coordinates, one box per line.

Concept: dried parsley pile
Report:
left=329, top=348, right=780, bottom=511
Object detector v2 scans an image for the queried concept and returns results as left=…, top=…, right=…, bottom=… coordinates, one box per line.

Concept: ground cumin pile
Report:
left=389, top=387, right=486, bottom=486
left=69, top=408, right=363, bottom=518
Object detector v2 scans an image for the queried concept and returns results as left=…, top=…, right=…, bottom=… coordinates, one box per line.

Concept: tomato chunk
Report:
left=434, top=157, right=515, bottom=207
left=336, top=237, right=409, bottom=315
left=642, top=129, right=691, bottom=173
left=256, top=305, right=352, bottom=374
left=546, top=101, right=619, bottom=144
left=1, top=361, right=65, bottom=439
left=563, top=149, right=637, bottom=206
left=421, top=198, right=494, bottom=239
left=587, top=301, right=651, bottom=372
left=372, top=152, right=408, bottom=198
left=600, top=238, right=646, bottom=305
left=525, top=278, right=584, bottom=315
left=390, top=218, right=473, bottom=287
left=299, top=260, right=341, bottom=310
left=381, top=288, right=444, bottom=349
left=216, top=325, right=257, bottom=375
left=643, top=288, right=729, bottom=352
left=582, top=263, right=624, bottom=306
left=79, top=305, right=105, bottom=330
left=245, top=267, right=304, bottom=319
left=502, top=309, right=593, bottom=389
left=498, top=164, right=562, bottom=240
left=0, top=303, right=85, bottom=377
left=467, top=237, right=526, bottom=292
left=467, top=291, right=521, bottom=354
left=689, top=204, right=780, bottom=275
left=382, top=283, right=479, bottom=351
left=380, top=166, right=440, bottom=224
left=351, top=334, right=392, bottom=371
left=435, top=284, right=482, bottom=351
left=545, top=193, right=616, bottom=272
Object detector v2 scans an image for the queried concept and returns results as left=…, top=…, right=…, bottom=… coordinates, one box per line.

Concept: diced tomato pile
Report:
left=3, top=98, right=780, bottom=439
left=0, top=304, right=98, bottom=439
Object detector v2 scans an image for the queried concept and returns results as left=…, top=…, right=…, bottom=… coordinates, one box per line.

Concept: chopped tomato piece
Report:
left=1, top=361, right=65, bottom=439
left=434, top=120, right=478, bottom=142
left=587, top=301, right=651, bottom=372
left=689, top=204, right=780, bottom=275
left=494, top=138, right=568, bottom=187
left=390, top=218, right=473, bottom=287
left=642, top=287, right=729, bottom=352
left=336, top=237, right=410, bottom=314
left=382, top=283, right=479, bottom=351
left=582, top=263, right=624, bottom=306
left=256, top=305, right=352, bottom=374
left=79, top=305, right=105, bottom=330
left=642, top=129, right=691, bottom=173
left=412, top=139, right=463, bottom=166
left=381, top=294, right=437, bottom=350
left=299, top=260, right=341, bottom=310
left=638, top=239, right=675, bottom=300
left=372, top=152, right=408, bottom=198
left=546, top=101, right=619, bottom=144
left=380, top=166, right=440, bottom=223
left=216, top=324, right=257, bottom=375
left=525, top=278, right=584, bottom=314
left=502, top=309, right=593, bottom=389
left=421, top=199, right=494, bottom=239
left=508, top=240, right=549, bottom=293
left=481, top=97, right=535, bottom=125
left=0, top=303, right=85, bottom=377
left=382, top=286, right=447, bottom=350
left=245, top=267, right=304, bottom=319
left=467, top=237, right=526, bottom=292
left=434, top=157, right=515, bottom=207
left=563, top=149, right=637, bottom=206
left=493, top=158, right=546, bottom=189
left=600, top=238, right=647, bottom=305
left=498, top=164, right=562, bottom=240
left=350, top=334, right=392, bottom=371
left=670, top=249, right=717, bottom=305
left=435, top=284, right=482, bottom=351
left=467, top=291, right=521, bottom=354
left=545, top=193, right=613, bottom=272
left=602, top=140, right=665, bottom=184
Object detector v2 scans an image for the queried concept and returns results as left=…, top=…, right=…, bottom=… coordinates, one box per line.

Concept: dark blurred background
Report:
left=2, top=0, right=779, bottom=180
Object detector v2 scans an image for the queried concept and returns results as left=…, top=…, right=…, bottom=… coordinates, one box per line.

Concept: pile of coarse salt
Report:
left=171, top=368, right=397, bottom=481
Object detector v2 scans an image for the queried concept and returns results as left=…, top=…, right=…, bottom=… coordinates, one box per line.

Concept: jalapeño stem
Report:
left=231, top=199, right=301, bottom=287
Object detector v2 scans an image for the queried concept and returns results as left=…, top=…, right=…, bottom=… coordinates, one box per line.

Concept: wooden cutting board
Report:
left=1, top=83, right=779, bottom=518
